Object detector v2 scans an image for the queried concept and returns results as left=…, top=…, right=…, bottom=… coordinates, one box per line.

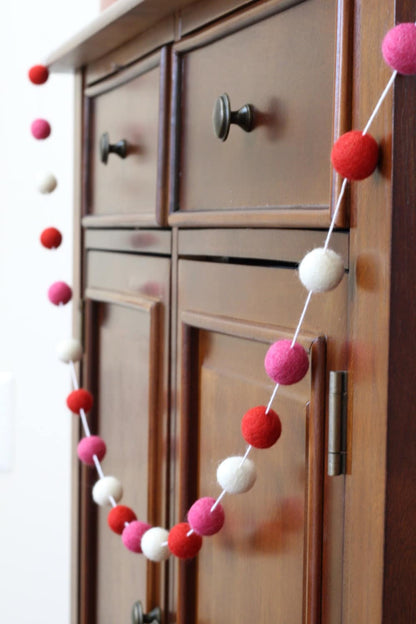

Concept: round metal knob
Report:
left=212, top=93, right=254, bottom=141
left=99, top=132, right=128, bottom=164
left=131, top=601, right=161, bottom=624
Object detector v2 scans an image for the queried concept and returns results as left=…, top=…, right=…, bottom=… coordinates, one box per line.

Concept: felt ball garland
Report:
left=31, top=21, right=413, bottom=564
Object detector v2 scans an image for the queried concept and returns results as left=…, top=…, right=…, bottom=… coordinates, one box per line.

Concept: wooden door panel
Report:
left=174, top=259, right=347, bottom=624
left=80, top=253, right=171, bottom=624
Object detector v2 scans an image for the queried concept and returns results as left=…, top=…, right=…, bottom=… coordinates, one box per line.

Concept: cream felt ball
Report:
left=56, top=337, right=83, bottom=363
left=382, top=23, right=416, bottom=75
left=36, top=172, right=57, bottom=194
left=264, top=340, right=309, bottom=385
left=141, top=527, right=170, bottom=562
left=92, top=476, right=123, bottom=506
left=298, top=247, right=344, bottom=293
left=217, top=456, right=257, bottom=494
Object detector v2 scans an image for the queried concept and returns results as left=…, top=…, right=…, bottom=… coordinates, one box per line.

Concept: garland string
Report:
left=29, top=20, right=416, bottom=563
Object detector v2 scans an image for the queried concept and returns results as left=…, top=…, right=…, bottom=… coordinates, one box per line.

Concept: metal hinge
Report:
left=328, top=371, right=348, bottom=476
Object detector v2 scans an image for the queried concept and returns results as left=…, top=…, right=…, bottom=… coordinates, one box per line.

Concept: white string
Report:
left=64, top=66, right=400, bottom=548
left=323, top=178, right=349, bottom=251
left=362, top=70, right=397, bottom=135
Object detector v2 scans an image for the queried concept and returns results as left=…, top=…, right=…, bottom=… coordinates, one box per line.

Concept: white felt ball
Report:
left=298, top=247, right=344, bottom=293
left=141, top=527, right=170, bottom=562
left=92, top=476, right=123, bottom=506
left=56, top=338, right=83, bottom=363
left=217, top=456, right=257, bottom=494
left=36, top=171, right=57, bottom=194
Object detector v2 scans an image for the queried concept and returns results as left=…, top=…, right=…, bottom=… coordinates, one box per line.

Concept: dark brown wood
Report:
left=304, top=337, right=326, bottom=624
left=170, top=0, right=338, bottom=227
left=85, top=49, right=169, bottom=226
left=173, top=258, right=347, bottom=624
left=342, top=1, right=395, bottom=621
left=382, top=1, right=416, bottom=621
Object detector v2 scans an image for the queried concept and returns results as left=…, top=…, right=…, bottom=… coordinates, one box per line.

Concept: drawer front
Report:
left=85, top=49, right=169, bottom=227
left=170, top=0, right=339, bottom=227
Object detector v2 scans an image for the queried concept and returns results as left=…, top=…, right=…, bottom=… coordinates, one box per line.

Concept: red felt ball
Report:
left=168, top=522, right=203, bottom=559
left=264, top=339, right=309, bottom=385
left=108, top=505, right=137, bottom=535
left=188, top=497, right=225, bottom=536
left=67, top=389, right=94, bottom=414
left=122, top=520, right=152, bottom=553
left=31, top=118, right=51, bottom=140
left=382, top=23, right=416, bottom=75
left=241, top=406, right=282, bottom=449
left=28, top=64, right=49, bottom=85
left=48, top=281, right=72, bottom=306
left=77, top=435, right=106, bottom=465
left=40, top=227, right=62, bottom=249
left=331, top=130, right=379, bottom=181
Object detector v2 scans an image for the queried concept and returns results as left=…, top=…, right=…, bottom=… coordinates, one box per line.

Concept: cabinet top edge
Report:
left=45, top=0, right=197, bottom=72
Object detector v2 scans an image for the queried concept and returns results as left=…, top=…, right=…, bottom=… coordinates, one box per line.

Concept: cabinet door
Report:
left=172, top=258, right=347, bottom=624
left=79, top=251, right=170, bottom=624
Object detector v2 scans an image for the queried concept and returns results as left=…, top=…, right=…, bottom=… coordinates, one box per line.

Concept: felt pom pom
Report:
left=188, top=497, right=225, bottom=536
left=331, top=130, right=379, bottom=180
left=141, top=527, right=170, bottom=562
left=264, top=339, right=309, bottom=385
left=31, top=118, right=51, bottom=140
left=28, top=64, right=49, bottom=84
left=108, top=505, right=137, bottom=534
left=298, top=247, right=344, bottom=293
left=217, top=456, right=257, bottom=494
left=36, top=172, right=57, bottom=194
left=382, top=23, right=416, bottom=75
left=168, top=522, right=203, bottom=559
left=93, top=476, right=123, bottom=506
left=48, top=281, right=72, bottom=306
left=241, top=405, right=282, bottom=449
left=56, top=338, right=83, bottom=363
left=77, top=435, right=106, bottom=465
left=40, top=227, right=62, bottom=249
left=122, top=520, right=151, bottom=553
left=66, top=388, right=94, bottom=414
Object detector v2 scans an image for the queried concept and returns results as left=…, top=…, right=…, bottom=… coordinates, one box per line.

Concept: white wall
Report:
left=0, top=2, right=98, bottom=623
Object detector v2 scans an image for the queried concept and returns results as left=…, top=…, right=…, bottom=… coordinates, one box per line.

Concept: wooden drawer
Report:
left=84, top=49, right=169, bottom=227
left=170, top=0, right=344, bottom=228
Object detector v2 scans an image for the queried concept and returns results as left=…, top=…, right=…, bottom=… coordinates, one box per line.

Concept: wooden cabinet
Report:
left=46, top=0, right=416, bottom=623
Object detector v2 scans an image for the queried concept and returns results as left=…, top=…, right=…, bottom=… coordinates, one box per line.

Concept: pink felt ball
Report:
left=331, top=130, right=379, bottom=181
left=382, top=23, right=416, bottom=75
left=264, top=339, right=309, bottom=385
left=31, top=118, right=51, bottom=140
left=77, top=435, right=106, bottom=466
left=28, top=64, right=49, bottom=85
left=122, top=520, right=151, bottom=553
left=48, top=281, right=72, bottom=306
left=241, top=405, right=282, bottom=449
left=188, top=497, right=225, bottom=536
left=168, top=522, right=203, bottom=559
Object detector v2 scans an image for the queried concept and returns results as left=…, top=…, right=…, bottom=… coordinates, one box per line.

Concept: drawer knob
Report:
left=212, top=93, right=253, bottom=141
left=131, top=601, right=161, bottom=624
left=99, top=131, right=127, bottom=164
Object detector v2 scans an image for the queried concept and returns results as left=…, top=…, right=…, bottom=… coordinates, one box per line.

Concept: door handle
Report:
left=131, top=601, right=161, bottom=624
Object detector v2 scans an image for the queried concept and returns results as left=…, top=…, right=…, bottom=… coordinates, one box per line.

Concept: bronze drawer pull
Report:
left=131, top=601, right=161, bottom=624
left=212, top=93, right=254, bottom=141
left=99, top=131, right=128, bottom=164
